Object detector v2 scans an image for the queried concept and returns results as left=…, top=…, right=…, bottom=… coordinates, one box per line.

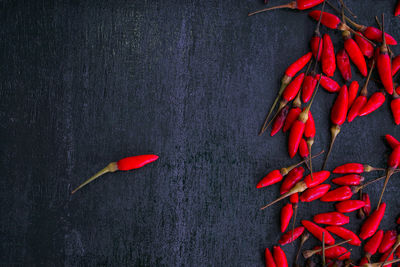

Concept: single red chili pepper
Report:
left=335, top=200, right=365, bottom=213
left=377, top=15, right=393, bottom=95
left=281, top=203, right=293, bottom=233
left=322, top=84, right=348, bottom=169
left=347, top=60, right=375, bottom=122
left=343, top=31, right=367, bottom=77
left=322, top=34, right=336, bottom=77
left=359, top=203, right=386, bottom=240
left=379, top=230, right=397, bottom=254
left=313, top=212, right=349, bottom=225
left=283, top=108, right=301, bottom=133
left=273, top=246, right=288, bottom=267
left=310, top=36, right=323, bottom=61
left=333, top=163, right=383, bottom=174
left=271, top=105, right=290, bottom=136
left=248, top=0, right=324, bottom=16
left=265, top=248, right=277, bottom=267
left=315, top=74, right=340, bottom=93
left=314, top=246, right=350, bottom=260
left=302, top=74, right=318, bottom=103
left=71, top=154, right=159, bottom=194
left=347, top=81, right=359, bottom=109
left=391, top=89, right=400, bottom=125
left=301, top=220, right=335, bottom=245
left=280, top=166, right=305, bottom=194
left=364, top=229, right=384, bottom=260
left=392, top=55, right=400, bottom=76
left=385, top=134, right=400, bottom=149
left=380, top=250, right=394, bottom=267
left=354, top=31, right=374, bottom=58
left=332, top=174, right=364, bottom=186
left=336, top=49, right=352, bottom=82
left=378, top=146, right=400, bottom=207
left=279, top=226, right=305, bottom=245
left=396, top=0, right=400, bottom=16
left=290, top=192, right=299, bottom=204
left=320, top=186, right=353, bottom=202
left=325, top=226, right=361, bottom=246
left=299, top=138, right=310, bottom=160
left=300, top=184, right=330, bottom=202
left=362, top=193, right=371, bottom=216
left=304, top=170, right=330, bottom=188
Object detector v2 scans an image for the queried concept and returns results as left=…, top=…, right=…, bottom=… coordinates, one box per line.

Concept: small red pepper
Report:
left=362, top=193, right=371, bottom=217
left=315, top=74, right=340, bottom=93
left=265, top=248, right=277, bottom=267
left=336, top=49, right=352, bottom=82
left=343, top=31, right=367, bottom=77
left=335, top=200, right=365, bottom=213
left=333, top=163, right=383, bottom=174
left=299, top=138, right=309, bottom=160
left=348, top=81, right=359, bottom=109
left=279, top=226, right=305, bottom=245
left=302, top=74, right=318, bottom=103
left=71, top=154, right=159, bottom=194
left=332, top=174, right=364, bottom=186
left=379, top=230, right=397, bottom=254
left=309, top=10, right=341, bottom=29
left=300, top=184, right=330, bottom=202
left=280, top=166, right=305, bottom=194
left=314, top=245, right=350, bottom=260
left=325, top=226, right=361, bottom=246
left=391, top=89, right=400, bottom=125
left=364, top=229, right=384, bottom=260
left=310, top=36, right=323, bottom=61
left=354, top=31, right=374, bottom=58
left=377, top=19, right=393, bottom=95
left=385, top=134, right=400, bottom=149
left=271, top=105, right=290, bottom=136
left=362, top=26, right=397, bottom=45
left=283, top=108, right=301, bottom=133
left=322, top=34, right=336, bottom=77
left=289, top=192, right=299, bottom=204
left=301, top=220, right=335, bottom=245
left=392, top=55, right=400, bottom=76
left=359, top=203, right=386, bottom=240
left=248, top=0, right=324, bottom=16
left=283, top=73, right=305, bottom=103
left=320, top=186, right=353, bottom=202
left=281, top=203, right=293, bottom=232
left=273, top=246, right=288, bottom=267
left=313, top=212, right=349, bottom=225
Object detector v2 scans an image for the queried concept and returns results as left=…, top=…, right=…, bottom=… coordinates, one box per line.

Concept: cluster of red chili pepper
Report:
left=250, top=0, right=400, bottom=266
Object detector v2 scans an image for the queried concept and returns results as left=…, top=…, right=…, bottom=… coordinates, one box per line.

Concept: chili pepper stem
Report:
left=295, top=232, right=310, bottom=265
left=71, top=162, right=118, bottom=194
left=377, top=168, right=394, bottom=208
left=261, top=181, right=308, bottom=210
left=307, top=140, right=314, bottom=180
left=302, top=239, right=352, bottom=259
left=361, top=258, right=400, bottom=267
left=351, top=171, right=399, bottom=193
left=322, top=232, right=326, bottom=266
left=248, top=1, right=297, bottom=16
left=322, top=125, right=341, bottom=170
left=291, top=203, right=298, bottom=245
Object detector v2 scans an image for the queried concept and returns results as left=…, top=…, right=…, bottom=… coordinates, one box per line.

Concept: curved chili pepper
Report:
left=332, top=174, right=363, bottom=186
left=314, top=246, right=350, bottom=259
left=385, top=134, right=400, bottom=149
left=335, top=200, right=365, bottom=213
left=362, top=192, right=371, bottom=216
left=325, top=226, right=361, bottom=246
left=280, top=166, right=305, bottom=194
left=347, top=81, right=359, bottom=109
left=377, top=46, right=393, bottom=95
left=396, top=0, right=400, bottom=16
left=333, top=163, right=383, bottom=174
left=71, top=154, right=159, bottom=194
left=378, top=146, right=400, bottom=207
left=271, top=105, right=290, bottom=136
left=290, top=192, right=299, bottom=203
left=379, top=230, right=397, bottom=254
left=354, top=31, right=373, bottom=58
left=359, top=203, right=386, bottom=240
left=310, top=36, right=323, bottom=61
left=313, top=212, right=349, bottom=225
left=392, top=55, right=400, bottom=76
left=299, top=138, right=309, bottom=160
left=273, top=246, right=288, bottom=267
left=363, top=26, right=397, bottom=45
left=283, top=107, right=301, bottom=133
left=336, top=49, right=352, bottom=82
left=279, top=226, right=305, bottom=245
left=302, top=75, right=318, bottom=103
left=322, top=34, right=336, bottom=77
left=364, top=229, right=384, bottom=260
left=281, top=203, right=293, bottom=232
left=320, top=186, right=353, bottom=202
left=309, top=10, right=341, bottom=29
left=282, top=73, right=305, bottom=103
left=265, top=248, right=277, bottom=267
left=248, top=0, right=324, bottom=16
left=302, top=220, right=335, bottom=245
left=315, top=74, right=340, bottom=93
left=343, top=32, right=367, bottom=77
left=391, top=91, right=400, bottom=125
left=300, top=184, right=330, bottom=202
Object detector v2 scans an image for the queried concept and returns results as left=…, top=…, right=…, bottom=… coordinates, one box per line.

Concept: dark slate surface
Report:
left=1, top=0, right=400, bottom=266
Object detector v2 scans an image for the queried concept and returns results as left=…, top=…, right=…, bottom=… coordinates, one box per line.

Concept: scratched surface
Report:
left=1, top=0, right=400, bottom=266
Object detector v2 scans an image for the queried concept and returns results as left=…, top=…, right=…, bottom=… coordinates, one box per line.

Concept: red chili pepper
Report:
left=359, top=203, right=386, bottom=240
left=323, top=85, right=348, bottom=169
left=380, top=250, right=394, bottom=267
left=343, top=32, right=367, bottom=77
left=283, top=73, right=305, bottom=103
left=332, top=174, right=363, bottom=186
left=391, top=89, right=400, bottom=125
left=290, top=192, right=299, bottom=203
left=322, top=34, right=336, bottom=77
left=379, top=230, right=397, bottom=254
left=314, top=246, right=350, bottom=260
left=302, top=220, right=335, bottom=245
left=354, top=31, right=374, bottom=58
left=281, top=203, right=293, bottom=232
left=335, top=200, right=365, bottom=213
left=315, top=74, right=340, bottom=93
left=71, top=154, right=159, bottom=194
left=300, top=184, right=330, bottom=202
left=378, top=146, right=400, bottom=207
left=279, top=226, right=305, bottom=245
left=265, top=248, right=277, bottom=267
left=325, top=226, right=361, bottom=246
left=385, top=134, right=400, bottom=149
left=248, top=0, right=324, bottom=16
left=283, top=108, right=301, bottom=133
left=336, top=49, right=352, bottom=82
left=377, top=18, right=394, bottom=95
left=273, top=246, right=288, bottom=267
left=310, top=36, right=323, bottom=61
left=396, top=0, right=400, bottom=16
left=347, top=60, right=375, bottom=122
left=364, top=229, right=384, bottom=259
left=333, top=163, right=383, bottom=174
left=348, top=81, right=359, bottom=109
left=313, top=212, right=349, bottom=225
left=299, top=138, right=309, bottom=161
left=302, top=75, right=318, bottom=103
left=271, top=105, right=290, bottom=136
left=280, top=166, right=305, bottom=194
left=392, top=55, right=400, bottom=76
left=320, top=186, right=353, bottom=202
left=309, top=10, right=341, bottom=29
left=362, top=193, right=371, bottom=217
left=305, top=111, right=315, bottom=139
left=363, top=26, right=397, bottom=46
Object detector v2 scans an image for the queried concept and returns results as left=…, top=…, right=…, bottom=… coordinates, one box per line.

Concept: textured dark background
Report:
left=1, top=0, right=400, bottom=266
